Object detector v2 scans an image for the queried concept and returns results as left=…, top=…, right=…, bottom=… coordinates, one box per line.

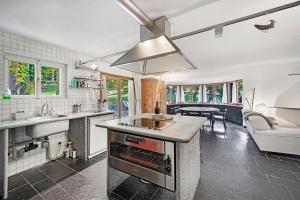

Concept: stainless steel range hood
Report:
left=111, top=0, right=196, bottom=75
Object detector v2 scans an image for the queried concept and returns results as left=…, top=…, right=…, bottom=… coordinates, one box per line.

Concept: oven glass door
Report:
left=109, top=131, right=171, bottom=175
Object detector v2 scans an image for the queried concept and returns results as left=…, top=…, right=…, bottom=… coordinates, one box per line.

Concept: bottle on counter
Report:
left=154, top=101, right=160, bottom=114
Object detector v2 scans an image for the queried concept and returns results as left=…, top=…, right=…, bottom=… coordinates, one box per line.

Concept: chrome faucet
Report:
left=41, top=103, right=49, bottom=116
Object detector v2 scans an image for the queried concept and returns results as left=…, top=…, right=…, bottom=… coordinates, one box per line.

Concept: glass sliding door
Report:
left=120, top=80, right=129, bottom=117
left=106, top=75, right=130, bottom=118
left=106, top=77, right=119, bottom=118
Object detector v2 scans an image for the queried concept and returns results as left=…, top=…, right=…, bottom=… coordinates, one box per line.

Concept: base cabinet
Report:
left=88, top=114, right=113, bottom=158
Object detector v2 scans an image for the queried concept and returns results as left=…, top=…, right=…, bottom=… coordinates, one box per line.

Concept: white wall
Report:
left=242, top=61, right=300, bottom=109
left=0, top=28, right=131, bottom=176
left=242, top=61, right=300, bottom=125
left=164, top=60, right=300, bottom=125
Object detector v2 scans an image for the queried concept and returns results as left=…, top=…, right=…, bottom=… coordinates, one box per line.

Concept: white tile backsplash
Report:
left=0, top=28, right=100, bottom=120
left=1, top=28, right=101, bottom=176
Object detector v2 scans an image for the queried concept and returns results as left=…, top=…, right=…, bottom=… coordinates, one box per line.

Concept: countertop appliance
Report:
left=108, top=130, right=175, bottom=191
left=118, top=118, right=175, bottom=130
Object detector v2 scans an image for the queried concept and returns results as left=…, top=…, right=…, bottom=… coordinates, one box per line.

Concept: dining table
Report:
left=178, top=107, right=220, bottom=131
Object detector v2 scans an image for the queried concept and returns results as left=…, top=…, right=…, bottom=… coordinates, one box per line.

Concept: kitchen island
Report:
left=96, top=113, right=206, bottom=200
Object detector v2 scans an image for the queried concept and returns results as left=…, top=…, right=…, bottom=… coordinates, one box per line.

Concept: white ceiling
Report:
left=134, top=0, right=220, bottom=19
left=0, top=0, right=218, bottom=57
left=0, top=0, right=140, bottom=56
left=0, top=0, right=299, bottom=83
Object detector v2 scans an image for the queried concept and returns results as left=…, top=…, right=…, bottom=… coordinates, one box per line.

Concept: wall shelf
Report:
left=73, top=77, right=103, bottom=82
left=69, top=86, right=102, bottom=89
left=75, top=65, right=100, bottom=72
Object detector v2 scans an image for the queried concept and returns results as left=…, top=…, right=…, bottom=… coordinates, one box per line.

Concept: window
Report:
left=194, top=86, right=200, bottom=103
left=206, top=84, right=214, bottom=103
left=238, top=80, right=243, bottom=103
left=6, top=55, right=65, bottom=98
left=9, top=60, right=36, bottom=96
left=214, top=84, right=223, bottom=103
left=166, top=86, right=177, bottom=104
left=106, top=75, right=130, bottom=118
left=183, top=86, right=198, bottom=103
left=166, top=80, right=243, bottom=105
left=228, top=82, right=233, bottom=103
left=41, top=66, right=60, bottom=96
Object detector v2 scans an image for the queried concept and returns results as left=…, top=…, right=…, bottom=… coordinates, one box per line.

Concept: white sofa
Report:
left=242, top=110, right=300, bottom=156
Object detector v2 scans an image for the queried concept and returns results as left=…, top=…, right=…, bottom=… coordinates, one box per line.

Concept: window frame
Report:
left=3, top=54, right=66, bottom=99
left=103, top=73, right=133, bottom=118
left=166, top=85, right=180, bottom=104
left=40, top=61, right=64, bottom=98
left=4, top=55, right=37, bottom=98
left=166, top=79, right=243, bottom=105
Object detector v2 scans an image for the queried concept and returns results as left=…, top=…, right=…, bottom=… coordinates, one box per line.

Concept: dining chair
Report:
left=212, top=108, right=228, bottom=129
left=201, top=112, right=212, bottom=125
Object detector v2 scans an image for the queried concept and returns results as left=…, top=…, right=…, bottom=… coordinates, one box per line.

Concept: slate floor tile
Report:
left=112, top=176, right=141, bottom=200
left=255, top=156, right=300, bottom=173
left=279, top=156, right=300, bottom=164
left=267, top=175, right=300, bottom=190
left=8, top=173, right=27, bottom=191
left=130, top=183, right=158, bottom=200
left=41, top=186, right=72, bottom=200
left=22, top=168, right=48, bottom=184
left=107, top=193, right=124, bottom=200
left=39, top=162, right=76, bottom=183
left=7, top=184, right=37, bottom=200
left=249, top=162, right=299, bottom=182
left=249, top=181, right=294, bottom=200
left=58, top=173, right=88, bottom=194
left=247, top=171, right=269, bottom=182
left=151, top=188, right=176, bottom=200
left=33, top=177, right=56, bottom=193
left=287, top=187, right=300, bottom=200
left=295, top=173, right=300, bottom=181
left=30, top=194, right=44, bottom=200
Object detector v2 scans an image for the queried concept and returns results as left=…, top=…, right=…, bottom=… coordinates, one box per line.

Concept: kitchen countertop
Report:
left=96, top=113, right=206, bottom=143
left=0, top=110, right=114, bottom=130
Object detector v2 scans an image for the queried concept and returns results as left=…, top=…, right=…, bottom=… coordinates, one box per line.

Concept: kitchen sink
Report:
left=26, top=119, right=69, bottom=138
left=27, top=114, right=68, bottom=121
left=51, top=114, right=68, bottom=118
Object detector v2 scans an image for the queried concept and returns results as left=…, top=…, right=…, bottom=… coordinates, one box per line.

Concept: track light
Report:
left=254, top=20, right=276, bottom=33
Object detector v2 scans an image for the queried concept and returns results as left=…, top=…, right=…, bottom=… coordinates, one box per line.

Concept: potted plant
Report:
left=97, top=99, right=108, bottom=111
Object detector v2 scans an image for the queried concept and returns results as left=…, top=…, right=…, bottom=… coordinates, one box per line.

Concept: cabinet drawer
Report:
left=90, top=114, right=113, bottom=124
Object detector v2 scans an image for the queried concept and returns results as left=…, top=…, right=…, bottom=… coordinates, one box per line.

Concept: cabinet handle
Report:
left=124, top=136, right=142, bottom=144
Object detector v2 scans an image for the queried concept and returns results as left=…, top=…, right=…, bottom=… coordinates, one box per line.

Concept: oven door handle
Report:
left=124, top=136, right=143, bottom=144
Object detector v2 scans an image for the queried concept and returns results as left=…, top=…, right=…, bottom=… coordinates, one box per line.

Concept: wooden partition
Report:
left=141, top=78, right=166, bottom=114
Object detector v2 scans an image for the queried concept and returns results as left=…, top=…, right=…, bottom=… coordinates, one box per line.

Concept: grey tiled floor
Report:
left=7, top=122, right=300, bottom=200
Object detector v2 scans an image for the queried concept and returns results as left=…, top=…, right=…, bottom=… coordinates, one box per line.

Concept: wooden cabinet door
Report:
left=141, top=79, right=166, bottom=114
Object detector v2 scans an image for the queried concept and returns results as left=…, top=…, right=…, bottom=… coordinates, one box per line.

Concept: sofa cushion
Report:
left=256, top=126, right=300, bottom=137
left=248, top=115, right=272, bottom=131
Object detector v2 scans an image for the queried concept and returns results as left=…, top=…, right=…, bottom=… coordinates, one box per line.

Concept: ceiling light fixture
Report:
left=288, top=73, right=300, bottom=76
left=254, top=20, right=276, bottom=32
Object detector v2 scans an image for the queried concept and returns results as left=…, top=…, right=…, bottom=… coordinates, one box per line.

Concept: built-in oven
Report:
left=108, top=130, right=175, bottom=191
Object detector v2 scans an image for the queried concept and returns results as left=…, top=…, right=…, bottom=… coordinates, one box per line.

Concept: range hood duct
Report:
left=111, top=0, right=196, bottom=75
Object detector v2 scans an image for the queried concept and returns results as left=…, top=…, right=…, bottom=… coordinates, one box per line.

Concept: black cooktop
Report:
left=119, top=118, right=174, bottom=130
